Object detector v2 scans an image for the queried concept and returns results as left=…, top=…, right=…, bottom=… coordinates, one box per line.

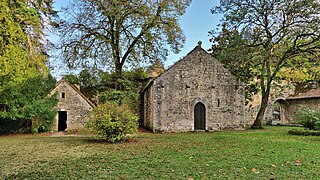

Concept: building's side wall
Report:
left=280, top=98, right=320, bottom=124
left=149, top=48, right=245, bottom=132
left=50, top=82, right=93, bottom=131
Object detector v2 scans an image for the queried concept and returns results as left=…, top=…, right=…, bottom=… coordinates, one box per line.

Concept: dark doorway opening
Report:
left=58, top=111, right=67, bottom=131
left=194, top=102, right=206, bottom=130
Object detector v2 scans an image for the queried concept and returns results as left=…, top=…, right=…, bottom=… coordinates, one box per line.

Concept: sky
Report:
left=165, top=0, right=220, bottom=66
left=50, top=0, right=221, bottom=77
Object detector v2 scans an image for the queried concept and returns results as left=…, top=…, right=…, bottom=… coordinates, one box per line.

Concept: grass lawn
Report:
left=1, top=126, right=320, bottom=179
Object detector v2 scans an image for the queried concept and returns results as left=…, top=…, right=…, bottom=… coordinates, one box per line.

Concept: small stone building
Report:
left=140, top=42, right=245, bottom=132
left=49, top=79, right=95, bottom=131
left=277, top=89, right=320, bottom=124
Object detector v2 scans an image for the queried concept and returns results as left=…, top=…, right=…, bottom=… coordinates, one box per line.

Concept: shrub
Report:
left=0, top=118, right=32, bottom=134
left=0, top=76, right=57, bottom=134
left=296, top=109, right=320, bottom=130
left=25, top=97, right=58, bottom=133
left=288, top=129, right=320, bottom=136
left=85, top=102, right=139, bottom=143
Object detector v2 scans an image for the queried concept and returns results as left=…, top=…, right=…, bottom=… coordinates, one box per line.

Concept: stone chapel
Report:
left=140, top=42, right=245, bottom=132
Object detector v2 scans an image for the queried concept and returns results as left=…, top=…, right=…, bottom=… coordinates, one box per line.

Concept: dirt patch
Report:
left=1, top=128, right=151, bottom=138
left=138, top=127, right=152, bottom=133
left=0, top=132, right=73, bottom=138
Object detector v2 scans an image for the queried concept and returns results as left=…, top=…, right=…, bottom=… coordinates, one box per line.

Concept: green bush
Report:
left=85, top=102, right=139, bottom=143
left=288, top=129, right=320, bottom=136
left=0, top=76, right=57, bottom=134
left=0, top=118, right=32, bottom=134
left=296, top=109, right=320, bottom=130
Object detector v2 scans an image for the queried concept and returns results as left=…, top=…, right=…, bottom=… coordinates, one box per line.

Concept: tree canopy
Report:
left=0, top=0, right=56, bottom=92
left=211, top=0, right=320, bottom=128
left=0, top=0, right=57, bottom=133
left=57, top=0, right=191, bottom=78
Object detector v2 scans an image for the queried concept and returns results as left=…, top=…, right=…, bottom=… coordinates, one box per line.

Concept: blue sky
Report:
left=166, top=0, right=220, bottom=66
left=50, top=0, right=221, bottom=76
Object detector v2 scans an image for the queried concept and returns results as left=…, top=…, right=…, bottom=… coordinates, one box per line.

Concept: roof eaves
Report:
left=68, top=82, right=96, bottom=108
left=286, top=96, right=320, bottom=100
left=139, top=43, right=209, bottom=94
left=52, top=78, right=96, bottom=108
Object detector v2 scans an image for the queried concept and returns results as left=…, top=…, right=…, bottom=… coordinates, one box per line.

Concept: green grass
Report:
left=1, top=126, right=320, bottom=179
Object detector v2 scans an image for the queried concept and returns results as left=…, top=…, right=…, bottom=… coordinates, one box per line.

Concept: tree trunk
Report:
left=251, top=81, right=271, bottom=129
left=115, top=63, right=122, bottom=78
left=114, top=63, right=123, bottom=90
left=251, top=95, right=268, bottom=129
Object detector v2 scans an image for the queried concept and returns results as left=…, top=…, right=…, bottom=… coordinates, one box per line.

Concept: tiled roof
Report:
left=286, top=89, right=320, bottom=100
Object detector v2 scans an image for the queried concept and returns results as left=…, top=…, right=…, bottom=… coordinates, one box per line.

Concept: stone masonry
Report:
left=49, top=79, right=95, bottom=131
left=141, top=42, right=245, bottom=132
left=277, top=89, right=320, bottom=124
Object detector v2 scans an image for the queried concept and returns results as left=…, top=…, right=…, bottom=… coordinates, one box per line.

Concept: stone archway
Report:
left=194, top=102, right=206, bottom=130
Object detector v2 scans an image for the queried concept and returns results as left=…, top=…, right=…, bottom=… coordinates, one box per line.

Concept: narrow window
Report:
left=61, top=92, right=65, bottom=99
left=218, top=99, right=220, bottom=107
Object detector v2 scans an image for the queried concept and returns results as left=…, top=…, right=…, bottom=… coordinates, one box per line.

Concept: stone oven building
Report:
left=49, top=79, right=95, bottom=131
left=140, top=42, right=245, bottom=132
left=277, top=89, right=320, bottom=124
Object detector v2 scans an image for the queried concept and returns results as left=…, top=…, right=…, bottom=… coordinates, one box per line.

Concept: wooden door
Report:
left=194, top=102, right=205, bottom=130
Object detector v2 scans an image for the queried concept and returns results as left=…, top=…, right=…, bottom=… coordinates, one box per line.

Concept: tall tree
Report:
left=0, top=0, right=57, bottom=132
left=211, top=0, right=320, bottom=128
left=57, top=0, right=191, bottom=79
left=0, top=0, right=56, bottom=92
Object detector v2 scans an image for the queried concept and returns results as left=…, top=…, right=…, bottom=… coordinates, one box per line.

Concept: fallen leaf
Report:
left=252, top=168, right=259, bottom=173
left=188, top=178, right=194, bottom=180
left=271, top=172, right=275, bottom=175
left=295, top=160, right=302, bottom=166
left=271, top=164, right=276, bottom=168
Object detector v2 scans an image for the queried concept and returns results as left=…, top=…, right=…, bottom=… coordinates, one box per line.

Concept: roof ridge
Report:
left=52, top=79, right=96, bottom=108
left=140, top=43, right=206, bottom=94
left=286, top=88, right=320, bottom=100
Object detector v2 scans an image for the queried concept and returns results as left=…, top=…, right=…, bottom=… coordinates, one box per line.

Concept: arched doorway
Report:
left=194, top=102, right=206, bottom=130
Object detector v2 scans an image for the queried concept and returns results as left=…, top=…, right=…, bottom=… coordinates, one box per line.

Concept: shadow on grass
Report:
left=84, top=137, right=138, bottom=144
